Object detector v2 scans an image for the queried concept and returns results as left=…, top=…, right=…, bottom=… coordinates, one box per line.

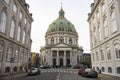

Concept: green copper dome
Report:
left=47, top=8, right=76, bottom=32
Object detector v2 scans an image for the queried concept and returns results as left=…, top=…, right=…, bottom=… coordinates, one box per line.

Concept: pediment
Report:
left=54, top=43, right=71, bottom=48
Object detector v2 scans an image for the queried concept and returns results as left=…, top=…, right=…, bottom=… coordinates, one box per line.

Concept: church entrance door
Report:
left=53, top=58, right=56, bottom=67
left=60, top=58, right=63, bottom=67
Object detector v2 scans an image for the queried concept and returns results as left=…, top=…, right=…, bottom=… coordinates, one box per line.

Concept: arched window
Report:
left=108, top=67, right=112, bottom=73
left=17, top=25, right=21, bottom=41
left=117, top=67, right=120, bottom=74
left=97, top=67, right=99, bottom=71
left=14, top=67, right=17, bottom=72
left=98, top=24, right=102, bottom=41
left=4, top=0, right=9, bottom=4
left=59, top=36, right=64, bottom=43
left=0, top=43, right=3, bottom=61
left=26, top=32, right=30, bottom=47
left=5, top=67, right=10, bottom=73
left=7, top=46, right=13, bottom=61
left=13, top=3, right=17, bottom=13
left=103, top=17, right=108, bottom=37
left=107, top=48, right=111, bottom=60
left=14, top=49, right=19, bottom=62
left=110, top=5, right=117, bottom=33
left=96, top=52, right=99, bottom=61
left=94, top=27, right=97, bottom=45
left=101, top=67, right=105, bottom=72
left=20, top=51, right=24, bottom=62
left=69, top=37, right=72, bottom=45
left=101, top=0, right=106, bottom=12
left=51, top=37, right=54, bottom=45
left=100, top=49, right=104, bottom=61
left=9, top=19, right=15, bottom=38
left=0, top=11, right=7, bottom=33
left=115, top=44, right=120, bottom=59
left=22, top=30, right=26, bottom=44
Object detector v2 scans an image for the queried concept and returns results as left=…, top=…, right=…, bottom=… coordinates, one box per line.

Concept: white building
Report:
left=0, top=0, right=33, bottom=75
left=40, top=7, right=83, bottom=67
left=88, top=0, right=120, bottom=77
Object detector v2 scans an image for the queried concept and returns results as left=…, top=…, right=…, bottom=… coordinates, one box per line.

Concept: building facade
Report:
left=40, top=7, right=83, bottom=67
left=88, top=0, right=120, bottom=77
left=0, top=0, right=33, bottom=75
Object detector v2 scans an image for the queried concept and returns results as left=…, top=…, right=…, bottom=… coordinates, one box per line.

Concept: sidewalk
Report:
left=98, top=74, right=120, bottom=80
left=0, top=72, right=27, bottom=80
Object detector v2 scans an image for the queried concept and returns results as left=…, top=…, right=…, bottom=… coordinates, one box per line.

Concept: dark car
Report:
left=71, top=65, right=81, bottom=69
left=82, top=68, right=98, bottom=78
left=40, top=65, right=51, bottom=69
left=27, top=67, right=41, bottom=76
left=78, top=68, right=85, bottom=75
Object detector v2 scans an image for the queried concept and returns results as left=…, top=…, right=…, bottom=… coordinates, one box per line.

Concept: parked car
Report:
left=27, top=67, right=41, bottom=76
left=78, top=68, right=85, bottom=75
left=40, top=65, right=51, bottom=69
left=71, top=65, right=81, bottom=69
left=82, top=68, right=98, bottom=78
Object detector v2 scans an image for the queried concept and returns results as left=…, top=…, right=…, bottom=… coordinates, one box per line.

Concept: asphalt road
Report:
left=15, top=69, right=99, bottom=80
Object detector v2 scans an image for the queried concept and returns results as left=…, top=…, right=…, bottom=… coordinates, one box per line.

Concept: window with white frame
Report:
left=4, top=0, right=9, bottom=4
left=26, top=32, right=30, bottom=46
left=0, top=43, right=3, bottom=61
left=115, top=44, right=120, bottom=59
left=0, top=11, right=7, bottom=33
left=107, top=48, right=111, bottom=60
left=103, top=17, right=108, bottom=38
left=96, top=10, right=99, bottom=19
left=17, top=25, right=21, bottom=41
left=100, top=49, right=104, bottom=61
left=13, top=3, right=17, bottom=13
left=110, top=6, right=117, bottom=33
left=24, top=52, right=28, bottom=62
left=28, top=22, right=30, bottom=28
left=24, top=18, right=27, bottom=24
left=14, top=49, right=19, bottom=62
left=20, top=11, right=23, bottom=19
left=22, top=30, right=26, bottom=44
left=98, top=24, right=102, bottom=41
left=101, top=67, right=105, bottom=72
left=108, top=67, right=112, bottom=73
left=7, top=46, right=13, bottom=61
left=20, top=51, right=23, bottom=62
left=96, top=52, right=99, bottom=61
left=9, top=19, right=15, bottom=38
left=94, top=27, right=97, bottom=45
left=117, top=67, right=120, bottom=74
left=101, top=1, right=106, bottom=12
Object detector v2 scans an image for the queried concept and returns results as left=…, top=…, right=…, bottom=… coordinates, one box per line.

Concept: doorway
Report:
left=53, top=58, right=56, bottom=67
left=60, top=58, right=63, bottom=67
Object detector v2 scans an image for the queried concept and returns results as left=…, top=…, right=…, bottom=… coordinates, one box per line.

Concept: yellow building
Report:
left=31, top=52, right=36, bottom=66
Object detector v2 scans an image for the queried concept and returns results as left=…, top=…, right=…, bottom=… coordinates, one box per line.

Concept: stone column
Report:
left=57, top=50, right=59, bottom=66
left=64, top=51, right=66, bottom=66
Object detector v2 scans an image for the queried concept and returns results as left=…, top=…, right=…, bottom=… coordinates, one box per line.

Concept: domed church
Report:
left=40, top=7, right=83, bottom=67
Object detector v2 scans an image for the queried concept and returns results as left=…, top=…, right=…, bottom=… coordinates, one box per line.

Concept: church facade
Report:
left=40, top=7, right=83, bottom=67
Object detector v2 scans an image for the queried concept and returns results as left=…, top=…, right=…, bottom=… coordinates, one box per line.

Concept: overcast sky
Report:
left=26, top=0, right=93, bottom=53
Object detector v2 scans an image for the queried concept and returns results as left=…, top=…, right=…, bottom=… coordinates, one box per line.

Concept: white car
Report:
left=28, top=67, right=41, bottom=75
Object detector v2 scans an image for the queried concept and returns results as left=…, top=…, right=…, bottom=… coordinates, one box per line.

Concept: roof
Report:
left=47, top=7, right=76, bottom=33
